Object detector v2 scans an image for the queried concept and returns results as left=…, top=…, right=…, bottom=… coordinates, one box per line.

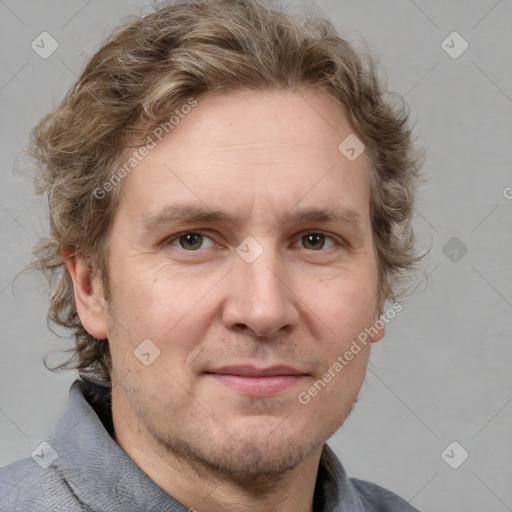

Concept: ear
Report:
left=369, top=298, right=386, bottom=343
left=61, top=245, right=108, bottom=340
left=369, top=314, right=385, bottom=343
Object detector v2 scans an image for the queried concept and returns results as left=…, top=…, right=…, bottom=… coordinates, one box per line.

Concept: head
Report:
left=30, top=0, right=422, bottom=477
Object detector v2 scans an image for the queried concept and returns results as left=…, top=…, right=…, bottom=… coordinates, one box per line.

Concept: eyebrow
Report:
left=141, top=202, right=365, bottom=233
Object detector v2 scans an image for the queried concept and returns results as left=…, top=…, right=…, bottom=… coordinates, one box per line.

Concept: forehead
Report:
left=155, top=87, right=357, bottom=160
left=117, top=88, right=370, bottom=226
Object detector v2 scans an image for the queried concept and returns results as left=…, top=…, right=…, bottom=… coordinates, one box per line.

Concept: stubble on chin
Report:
left=152, top=425, right=316, bottom=483
left=139, top=394, right=358, bottom=485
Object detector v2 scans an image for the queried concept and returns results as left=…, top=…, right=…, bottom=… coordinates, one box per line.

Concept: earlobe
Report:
left=369, top=291, right=386, bottom=343
left=369, top=317, right=385, bottom=343
left=369, top=302, right=386, bottom=343
left=61, top=245, right=108, bottom=340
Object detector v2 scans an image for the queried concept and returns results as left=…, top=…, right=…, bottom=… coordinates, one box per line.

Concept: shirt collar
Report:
left=51, top=379, right=188, bottom=511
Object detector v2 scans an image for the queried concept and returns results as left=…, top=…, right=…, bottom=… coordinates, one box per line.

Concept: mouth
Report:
left=204, top=365, right=309, bottom=396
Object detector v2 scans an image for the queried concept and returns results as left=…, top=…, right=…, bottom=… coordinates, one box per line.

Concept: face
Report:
left=77, top=88, right=384, bottom=476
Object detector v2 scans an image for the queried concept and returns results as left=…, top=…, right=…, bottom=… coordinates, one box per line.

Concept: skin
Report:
left=63, top=88, right=385, bottom=512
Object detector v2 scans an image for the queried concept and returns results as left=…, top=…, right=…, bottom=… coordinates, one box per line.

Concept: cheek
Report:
left=109, top=259, right=172, bottom=321
left=316, top=270, right=377, bottom=324
left=308, top=275, right=378, bottom=364
left=107, top=263, right=217, bottom=356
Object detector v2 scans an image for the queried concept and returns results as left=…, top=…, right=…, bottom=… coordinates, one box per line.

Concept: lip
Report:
left=205, top=365, right=308, bottom=396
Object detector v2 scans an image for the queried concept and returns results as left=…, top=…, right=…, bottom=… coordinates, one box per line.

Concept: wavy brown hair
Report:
left=28, top=0, right=423, bottom=385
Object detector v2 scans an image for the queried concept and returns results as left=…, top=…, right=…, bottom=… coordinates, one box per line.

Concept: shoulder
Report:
left=0, top=457, right=87, bottom=512
left=350, top=477, right=421, bottom=512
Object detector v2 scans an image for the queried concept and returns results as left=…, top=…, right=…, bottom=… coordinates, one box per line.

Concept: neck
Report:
left=112, top=394, right=323, bottom=512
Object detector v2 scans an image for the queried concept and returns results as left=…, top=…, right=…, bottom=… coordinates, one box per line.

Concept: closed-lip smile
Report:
left=205, top=364, right=309, bottom=396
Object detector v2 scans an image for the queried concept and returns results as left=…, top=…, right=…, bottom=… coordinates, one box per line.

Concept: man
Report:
left=0, top=0, right=423, bottom=510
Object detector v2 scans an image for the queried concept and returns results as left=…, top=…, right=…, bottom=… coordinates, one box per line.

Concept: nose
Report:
left=221, top=245, right=299, bottom=339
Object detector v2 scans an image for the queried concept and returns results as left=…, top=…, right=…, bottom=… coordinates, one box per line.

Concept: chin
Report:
left=159, top=418, right=325, bottom=478
left=183, top=435, right=313, bottom=477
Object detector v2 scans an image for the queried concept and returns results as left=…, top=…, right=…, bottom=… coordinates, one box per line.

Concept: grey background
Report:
left=1, top=0, right=511, bottom=510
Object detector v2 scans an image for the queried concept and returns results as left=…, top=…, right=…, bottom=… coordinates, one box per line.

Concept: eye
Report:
left=296, top=232, right=336, bottom=251
left=169, top=232, right=215, bottom=251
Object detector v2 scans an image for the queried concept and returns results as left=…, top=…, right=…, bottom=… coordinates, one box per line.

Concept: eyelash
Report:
left=166, top=230, right=343, bottom=252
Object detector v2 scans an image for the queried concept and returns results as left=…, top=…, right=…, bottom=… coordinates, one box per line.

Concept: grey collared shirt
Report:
left=0, top=379, right=420, bottom=511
